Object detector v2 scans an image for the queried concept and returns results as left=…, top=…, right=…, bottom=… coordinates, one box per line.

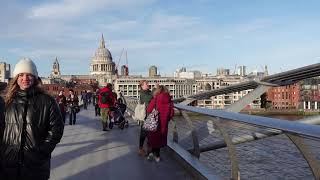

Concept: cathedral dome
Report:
left=90, top=34, right=116, bottom=77
left=92, top=34, right=113, bottom=63
left=93, top=48, right=113, bottom=63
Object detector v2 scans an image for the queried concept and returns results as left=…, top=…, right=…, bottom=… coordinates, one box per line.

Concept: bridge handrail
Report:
left=174, top=104, right=320, bottom=139
left=125, top=96, right=320, bottom=139
left=122, top=95, right=320, bottom=179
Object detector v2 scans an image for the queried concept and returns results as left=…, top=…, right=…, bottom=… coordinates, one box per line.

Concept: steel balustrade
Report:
left=122, top=95, right=320, bottom=179
left=120, top=63, right=320, bottom=179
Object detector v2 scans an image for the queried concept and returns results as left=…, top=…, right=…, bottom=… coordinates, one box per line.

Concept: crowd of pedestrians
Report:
left=0, top=58, right=175, bottom=179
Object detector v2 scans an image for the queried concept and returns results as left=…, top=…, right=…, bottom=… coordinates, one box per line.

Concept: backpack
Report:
left=100, top=92, right=112, bottom=105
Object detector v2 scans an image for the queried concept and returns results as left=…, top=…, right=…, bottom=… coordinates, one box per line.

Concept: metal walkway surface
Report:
left=50, top=105, right=193, bottom=180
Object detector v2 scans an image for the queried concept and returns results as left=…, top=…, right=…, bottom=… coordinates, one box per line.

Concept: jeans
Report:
left=69, top=108, right=76, bottom=125
left=95, top=104, right=100, bottom=116
left=61, top=111, right=66, bottom=124
left=152, top=148, right=160, bottom=158
left=139, top=123, right=148, bottom=148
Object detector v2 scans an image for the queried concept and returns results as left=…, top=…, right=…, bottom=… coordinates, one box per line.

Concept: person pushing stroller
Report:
left=98, top=83, right=116, bottom=131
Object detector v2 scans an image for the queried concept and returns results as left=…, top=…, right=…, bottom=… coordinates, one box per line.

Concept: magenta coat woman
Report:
left=147, top=91, right=174, bottom=148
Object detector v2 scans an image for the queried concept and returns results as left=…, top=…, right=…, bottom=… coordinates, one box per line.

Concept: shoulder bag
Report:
left=142, top=98, right=159, bottom=132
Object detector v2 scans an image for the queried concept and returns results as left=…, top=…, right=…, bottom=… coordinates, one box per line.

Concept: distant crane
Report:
left=115, top=48, right=125, bottom=77
left=233, top=64, right=237, bottom=75
left=115, top=48, right=129, bottom=77
left=124, top=50, right=129, bottom=76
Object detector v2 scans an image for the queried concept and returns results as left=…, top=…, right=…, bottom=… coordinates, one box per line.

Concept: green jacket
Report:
left=139, top=89, right=153, bottom=107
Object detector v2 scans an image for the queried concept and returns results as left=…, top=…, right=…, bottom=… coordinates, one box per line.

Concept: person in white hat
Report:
left=0, top=58, right=64, bottom=180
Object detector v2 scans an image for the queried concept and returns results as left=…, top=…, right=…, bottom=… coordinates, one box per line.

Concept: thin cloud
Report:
left=101, top=20, right=140, bottom=31
left=234, top=19, right=274, bottom=33
left=149, top=13, right=201, bottom=33
left=112, top=34, right=208, bottom=52
left=29, top=0, right=155, bottom=20
left=29, top=0, right=105, bottom=19
left=2, top=1, right=319, bottom=77
left=223, top=35, right=233, bottom=39
left=8, top=47, right=93, bottom=61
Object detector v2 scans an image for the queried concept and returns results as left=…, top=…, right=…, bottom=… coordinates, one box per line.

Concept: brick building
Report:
left=267, top=84, right=300, bottom=109
left=43, top=84, right=95, bottom=97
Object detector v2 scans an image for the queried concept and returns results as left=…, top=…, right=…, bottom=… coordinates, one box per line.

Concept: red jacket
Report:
left=98, top=86, right=116, bottom=108
left=147, top=92, right=174, bottom=148
left=56, top=95, right=67, bottom=113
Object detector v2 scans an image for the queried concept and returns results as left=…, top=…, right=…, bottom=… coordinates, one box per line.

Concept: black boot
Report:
left=102, top=122, right=107, bottom=131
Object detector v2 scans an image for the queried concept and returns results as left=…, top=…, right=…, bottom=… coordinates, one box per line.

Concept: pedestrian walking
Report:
left=56, top=90, right=67, bottom=123
left=93, top=89, right=101, bottom=116
left=146, top=85, right=174, bottom=162
left=137, top=80, right=153, bottom=156
left=98, top=83, right=116, bottom=131
left=67, top=89, right=79, bottom=125
left=0, top=96, right=5, bottom=140
left=81, top=90, right=88, bottom=110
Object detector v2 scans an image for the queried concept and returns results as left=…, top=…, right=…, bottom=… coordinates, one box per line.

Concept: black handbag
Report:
left=74, top=106, right=80, bottom=113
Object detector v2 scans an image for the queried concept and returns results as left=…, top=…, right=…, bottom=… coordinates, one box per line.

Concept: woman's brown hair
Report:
left=5, top=75, right=44, bottom=105
left=139, top=80, right=148, bottom=89
left=153, top=85, right=169, bottom=97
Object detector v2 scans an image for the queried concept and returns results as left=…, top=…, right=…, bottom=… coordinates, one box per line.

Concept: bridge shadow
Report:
left=60, top=147, right=192, bottom=180
left=50, top=105, right=193, bottom=180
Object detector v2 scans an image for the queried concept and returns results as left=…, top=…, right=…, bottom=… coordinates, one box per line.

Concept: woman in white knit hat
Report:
left=0, top=58, right=64, bottom=180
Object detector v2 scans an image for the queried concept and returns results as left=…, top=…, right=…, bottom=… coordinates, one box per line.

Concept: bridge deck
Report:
left=50, top=105, right=193, bottom=180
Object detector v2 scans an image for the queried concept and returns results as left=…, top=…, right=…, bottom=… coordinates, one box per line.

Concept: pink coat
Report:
left=147, top=92, right=174, bottom=148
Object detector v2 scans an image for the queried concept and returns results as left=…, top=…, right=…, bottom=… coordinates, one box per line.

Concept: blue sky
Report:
left=0, top=0, right=319, bottom=77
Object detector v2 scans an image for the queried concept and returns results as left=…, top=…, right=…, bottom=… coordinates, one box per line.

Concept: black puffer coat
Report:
left=0, top=89, right=64, bottom=180
left=0, top=96, right=4, bottom=140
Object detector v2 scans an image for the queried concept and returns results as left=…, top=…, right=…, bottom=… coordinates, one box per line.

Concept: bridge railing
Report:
left=123, top=96, right=320, bottom=180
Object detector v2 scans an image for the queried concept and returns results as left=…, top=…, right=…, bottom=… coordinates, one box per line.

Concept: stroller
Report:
left=109, top=98, right=128, bottom=130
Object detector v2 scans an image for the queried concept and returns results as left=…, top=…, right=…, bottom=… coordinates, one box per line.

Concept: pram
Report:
left=109, top=100, right=128, bottom=130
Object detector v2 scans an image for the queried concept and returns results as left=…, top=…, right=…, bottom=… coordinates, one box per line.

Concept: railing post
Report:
left=286, top=134, right=320, bottom=179
left=172, top=118, right=179, bottom=143
left=181, top=111, right=200, bottom=158
left=210, top=118, right=240, bottom=180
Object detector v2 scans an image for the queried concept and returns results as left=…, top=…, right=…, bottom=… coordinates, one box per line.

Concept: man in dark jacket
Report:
left=0, top=96, right=4, bottom=142
left=0, top=58, right=64, bottom=180
left=93, top=89, right=101, bottom=116
left=66, top=89, right=79, bottom=125
left=56, top=90, right=67, bottom=123
left=138, top=80, right=153, bottom=156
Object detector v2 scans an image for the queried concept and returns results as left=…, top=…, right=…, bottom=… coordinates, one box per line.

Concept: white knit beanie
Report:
left=13, top=58, right=38, bottom=78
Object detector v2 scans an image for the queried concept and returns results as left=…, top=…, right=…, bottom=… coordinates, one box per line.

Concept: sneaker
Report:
left=147, top=153, right=154, bottom=161
left=138, top=148, right=146, bottom=156
left=155, top=157, right=160, bottom=163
